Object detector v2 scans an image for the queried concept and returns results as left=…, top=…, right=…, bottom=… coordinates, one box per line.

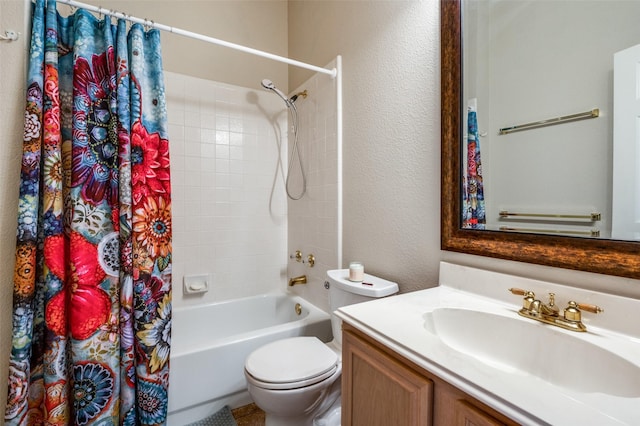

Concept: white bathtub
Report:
left=167, top=293, right=332, bottom=425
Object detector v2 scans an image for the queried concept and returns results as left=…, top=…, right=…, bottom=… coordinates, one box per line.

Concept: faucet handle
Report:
left=509, top=288, right=537, bottom=313
left=564, top=301, right=603, bottom=323
left=546, top=293, right=560, bottom=315
left=564, top=301, right=581, bottom=323
left=508, top=288, right=536, bottom=300
left=576, top=302, right=604, bottom=314
left=290, top=250, right=303, bottom=262
left=508, top=288, right=528, bottom=296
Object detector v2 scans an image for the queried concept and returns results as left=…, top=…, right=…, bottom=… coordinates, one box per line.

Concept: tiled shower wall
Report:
left=166, top=72, right=289, bottom=309
left=165, top=65, right=339, bottom=310
left=287, top=60, right=340, bottom=313
left=165, top=65, right=339, bottom=312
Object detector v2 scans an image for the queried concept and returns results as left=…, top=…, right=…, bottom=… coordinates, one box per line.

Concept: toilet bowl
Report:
left=245, top=337, right=342, bottom=426
left=244, top=270, right=399, bottom=426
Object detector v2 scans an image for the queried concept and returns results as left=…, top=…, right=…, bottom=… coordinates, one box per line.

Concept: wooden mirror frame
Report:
left=440, top=0, right=640, bottom=279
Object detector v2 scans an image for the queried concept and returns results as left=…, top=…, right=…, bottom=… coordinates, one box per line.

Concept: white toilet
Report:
left=244, top=269, right=399, bottom=426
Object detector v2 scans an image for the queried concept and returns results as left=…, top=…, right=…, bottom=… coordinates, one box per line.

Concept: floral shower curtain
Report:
left=463, top=103, right=486, bottom=229
left=5, top=0, right=172, bottom=424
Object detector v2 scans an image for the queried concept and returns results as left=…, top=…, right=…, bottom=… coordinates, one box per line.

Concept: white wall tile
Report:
left=167, top=71, right=290, bottom=309
left=166, top=69, right=339, bottom=312
left=286, top=61, right=340, bottom=313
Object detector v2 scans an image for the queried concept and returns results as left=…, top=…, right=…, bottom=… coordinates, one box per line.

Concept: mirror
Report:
left=459, top=0, right=640, bottom=240
left=440, top=0, right=640, bottom=279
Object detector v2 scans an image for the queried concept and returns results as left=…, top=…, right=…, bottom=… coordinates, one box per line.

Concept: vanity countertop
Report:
left=336, top=262, right=640, bottom=426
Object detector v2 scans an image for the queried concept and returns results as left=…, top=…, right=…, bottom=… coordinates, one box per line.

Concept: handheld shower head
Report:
left=261, top=79, right=290, bottom=106
left=260, top=78, right=306, bottom=200
left=260, top=78, right=276, bottom=90
left=260, top=78, right=275, bottom=89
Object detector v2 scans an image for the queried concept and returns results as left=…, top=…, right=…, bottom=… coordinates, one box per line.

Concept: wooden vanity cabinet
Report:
left=342, top=323, right=518, bottom=426
left=342, top=323, right=433, bottom=425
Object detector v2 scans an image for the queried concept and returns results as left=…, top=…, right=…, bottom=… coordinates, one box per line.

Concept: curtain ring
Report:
left=97, top=6, right=103, bottom=19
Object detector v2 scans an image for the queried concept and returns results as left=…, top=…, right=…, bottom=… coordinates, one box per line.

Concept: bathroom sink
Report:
left=423, top=307, right=640, bottom=397
left=338, top=263, right=640, bottom=424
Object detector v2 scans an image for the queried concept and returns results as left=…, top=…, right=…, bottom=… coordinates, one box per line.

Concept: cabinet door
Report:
left=454, top=400, right=507, bottom=426
left=342, top=330, right=433, bottom=426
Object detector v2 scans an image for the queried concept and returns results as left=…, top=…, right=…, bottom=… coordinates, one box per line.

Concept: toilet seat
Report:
left=246, top=364, right=339, bottom=390
left=245, top=336, right=338, bottom=390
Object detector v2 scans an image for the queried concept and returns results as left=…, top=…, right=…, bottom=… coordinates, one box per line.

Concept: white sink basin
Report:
left=423, top=307, right=640, bottom=397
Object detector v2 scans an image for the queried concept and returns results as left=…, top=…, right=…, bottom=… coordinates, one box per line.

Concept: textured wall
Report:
left=289, top=1, right=441, bottom=292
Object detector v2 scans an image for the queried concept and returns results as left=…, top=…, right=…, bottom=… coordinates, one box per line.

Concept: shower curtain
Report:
left=5, top=0, right=172, bottom=424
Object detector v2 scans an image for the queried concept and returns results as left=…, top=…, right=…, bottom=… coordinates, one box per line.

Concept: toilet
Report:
left=244, top=269, right=399, bottom=426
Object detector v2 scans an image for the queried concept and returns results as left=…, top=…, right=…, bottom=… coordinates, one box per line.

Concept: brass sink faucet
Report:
left=288, top=275, right=307, bottom=287
left=509, top=288, right=603, bottom=332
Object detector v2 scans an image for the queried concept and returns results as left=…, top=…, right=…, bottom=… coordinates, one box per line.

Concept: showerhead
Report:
left=260, top=78, right=276, bottom=90
left=261, top=79, right=290, bottom=106
left=260, top=78, right=275, bottom=90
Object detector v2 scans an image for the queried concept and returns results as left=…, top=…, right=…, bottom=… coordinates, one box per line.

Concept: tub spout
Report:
left=288, top=275, right=307, bottom=286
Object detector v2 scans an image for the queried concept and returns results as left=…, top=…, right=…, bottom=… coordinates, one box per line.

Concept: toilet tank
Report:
left=326, top=269, right=399, bottom=347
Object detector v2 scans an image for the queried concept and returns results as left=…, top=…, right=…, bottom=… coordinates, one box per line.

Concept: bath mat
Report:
left=185, top=405, right=238, bottom=426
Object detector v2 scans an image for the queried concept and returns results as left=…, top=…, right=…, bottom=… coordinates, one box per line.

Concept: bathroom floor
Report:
left=232, top=403, right=265, bottom=426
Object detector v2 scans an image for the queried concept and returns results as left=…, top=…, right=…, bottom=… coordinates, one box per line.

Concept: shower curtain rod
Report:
left=56, top=0, right=337, bottom=78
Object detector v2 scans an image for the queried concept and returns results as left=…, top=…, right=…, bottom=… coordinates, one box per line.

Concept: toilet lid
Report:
left=245, top=336, right=338, bottom=384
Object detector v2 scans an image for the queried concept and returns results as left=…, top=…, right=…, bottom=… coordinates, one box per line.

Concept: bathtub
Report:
left=167, top=293, right=332, bottom=425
